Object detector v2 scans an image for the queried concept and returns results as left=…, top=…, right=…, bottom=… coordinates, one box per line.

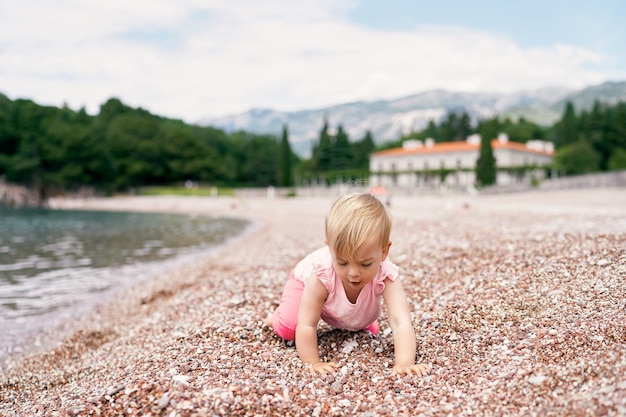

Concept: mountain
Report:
left=199, top=81, right=626, bottom=157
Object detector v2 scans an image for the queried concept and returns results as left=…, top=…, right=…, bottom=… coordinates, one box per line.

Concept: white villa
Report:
left=369, top=134, right=555, bottom=190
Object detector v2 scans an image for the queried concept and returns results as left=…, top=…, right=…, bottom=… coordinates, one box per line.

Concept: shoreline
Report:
left=1, top=189, right=625, bottom=416
left=0, top=210, right=263, bottom=366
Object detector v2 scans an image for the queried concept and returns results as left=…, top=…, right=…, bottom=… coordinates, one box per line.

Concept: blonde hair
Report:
left=325, top=193, right=391, bottom=260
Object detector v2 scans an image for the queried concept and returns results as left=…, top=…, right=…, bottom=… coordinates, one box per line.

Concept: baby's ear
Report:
left=382, top=241, right=392, bottom=259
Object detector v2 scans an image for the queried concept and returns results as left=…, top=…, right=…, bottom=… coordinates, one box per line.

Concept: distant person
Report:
left=266, top=193, right=430, bottom=376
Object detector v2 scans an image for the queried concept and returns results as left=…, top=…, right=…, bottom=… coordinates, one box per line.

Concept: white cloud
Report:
left=0, top=0, right=621, bottom=121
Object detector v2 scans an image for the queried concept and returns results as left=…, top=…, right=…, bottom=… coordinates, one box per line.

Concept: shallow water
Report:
left=0, top=208, right=249, bottom=359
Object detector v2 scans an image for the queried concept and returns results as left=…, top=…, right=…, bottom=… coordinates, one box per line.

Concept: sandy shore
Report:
left=1, top=189, right=625, bottom=416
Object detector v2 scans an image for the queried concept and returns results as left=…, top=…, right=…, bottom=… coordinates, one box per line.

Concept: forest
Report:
left=0, top=92, right=625, bottom=199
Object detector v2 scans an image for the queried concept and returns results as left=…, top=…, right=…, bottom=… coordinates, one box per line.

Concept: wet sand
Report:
left=1, top=189, right=625, bottom=416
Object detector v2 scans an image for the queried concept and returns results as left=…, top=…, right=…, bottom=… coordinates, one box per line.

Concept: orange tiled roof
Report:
left=371, top=140, right=554, bottom=157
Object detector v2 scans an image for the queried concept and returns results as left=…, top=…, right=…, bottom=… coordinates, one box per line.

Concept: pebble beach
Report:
left=1, top=189, right=625, bottom=416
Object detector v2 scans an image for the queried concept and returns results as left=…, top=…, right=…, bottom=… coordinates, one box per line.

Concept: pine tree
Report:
left=457, top=112, right=472, bottom=141
left=588, top=101, right=609, bottom=171
left=475, top=118, right=498, bottom=186
left=353, top=130, right=375, bottom=169
left=314, top=117, right=333, bottom=172
left=278, top=124, right=293, bottom=186
left=423, top=120, right=438, bottom=141
left=332, top=125, right=353, bottom=170
left=557, top=101, right=578, bottom=147
left=440, top=112, right=457, bottom=142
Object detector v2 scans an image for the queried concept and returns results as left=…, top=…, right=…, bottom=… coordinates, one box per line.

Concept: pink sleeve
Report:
left=313, top=260, right=335, bottom=294
left=374, top=257, right=400, bottom=294
left=294, top=247, right=335, bottom=292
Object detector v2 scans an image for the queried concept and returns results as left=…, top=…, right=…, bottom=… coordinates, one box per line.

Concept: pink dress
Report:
left=292, top=246, right=399, bottom=332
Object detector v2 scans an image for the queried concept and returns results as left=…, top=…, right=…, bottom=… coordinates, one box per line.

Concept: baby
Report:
left=267, top=192, right=430, bottom=376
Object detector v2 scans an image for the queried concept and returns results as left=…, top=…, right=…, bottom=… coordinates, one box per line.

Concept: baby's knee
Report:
left=271, top=310, right=297, bottom=341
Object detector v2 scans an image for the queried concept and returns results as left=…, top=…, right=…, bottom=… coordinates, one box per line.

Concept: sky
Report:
left=2, top=0, right=625, bottom=122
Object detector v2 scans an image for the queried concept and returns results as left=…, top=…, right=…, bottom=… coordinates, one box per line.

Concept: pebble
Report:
left=157, top=393, right=170, bottom=409
left=331, top=381, right=343, bottom=394
left=106, top=385, right=125, bottom=396
left=2, top=192, right=625, bottom=417
left=172, top=375, right=191, bottom=385
left=528, top=375, right=548, bottom=385
left=342, top=340, right=358, bottom=353
left=338, top=399, right=351, bottom=407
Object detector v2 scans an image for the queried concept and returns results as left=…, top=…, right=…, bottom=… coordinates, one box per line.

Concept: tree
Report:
left=352, top=130, right=375, bottom=170
left=608, top=148, right=626, bottom=171
left=312, top=117, right=333, bottom=172
left=104, top=112, right=164, bottom=188
left=98, top=97, right=130, bottom=123
left=607, top=103, right=626, bottom=171
left=423, top=120, right=439, bottom=141
left=440, top=112, right=457, bottom=142
left=0, top=95, right=20, bottom=176
left=586, top=100, right=610, bottom=171
left=555, top=101, right=578, bottom=147
left=331, top=125, right=353, bottom=170
left=160, top=124, right=226, bottom=183
left=613, top=103, right=626, bottom=151
left=555, top=141, right=600, bottom=175
left=238, top=134, right=279, bottom=186
left=502, top=117, right=546, bottom=142
left=42, top=108, right=114, bottom=191
left=278, top=124, right=293, bottom=187
left=189, top=124, right=235, bottom=182
left=456, top=112, right=472, bottom=141
left=7, top=100, right=60, bottom=198
left=475, top=118, right=498, bottom=186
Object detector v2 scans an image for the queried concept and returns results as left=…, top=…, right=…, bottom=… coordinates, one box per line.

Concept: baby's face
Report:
left=331, top=237, right=390, bottom=294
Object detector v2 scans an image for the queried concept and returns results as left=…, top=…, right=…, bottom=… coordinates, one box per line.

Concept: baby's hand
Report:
left=309, top=361, right=338, bottom=376
left=391, top=363, right=431, bottom=377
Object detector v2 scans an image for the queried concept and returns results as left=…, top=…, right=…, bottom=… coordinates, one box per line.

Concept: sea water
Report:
left=0, top=208, right=249, bottom=360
